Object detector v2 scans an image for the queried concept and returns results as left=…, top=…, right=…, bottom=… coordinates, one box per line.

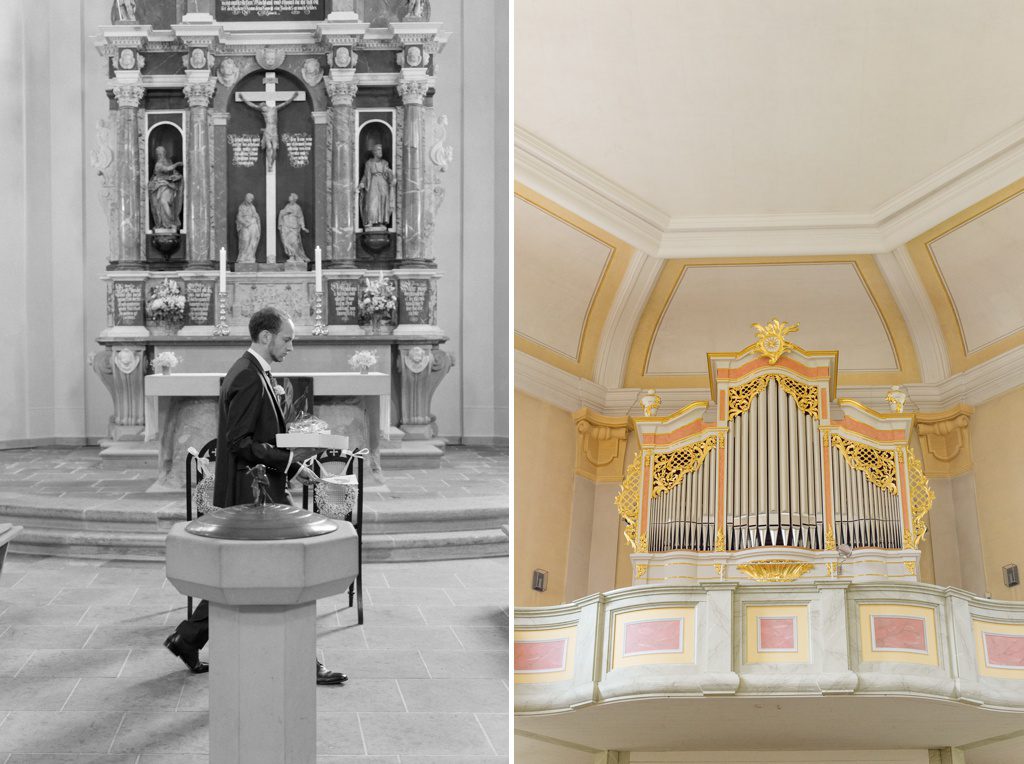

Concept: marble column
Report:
left=184, top=81, right=216, bottom=267
left=327, top=80, right=358, bottom=267
left=112, top=84, right=146, bottom=268
left=396, top=343, right=453, bottom=440
left=396, top=79, right=430, bottom=265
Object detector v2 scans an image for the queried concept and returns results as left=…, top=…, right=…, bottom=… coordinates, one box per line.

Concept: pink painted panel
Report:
left=984, top=632, right=1024, bottom=669
left=872, top=615, right=928, bottom=652
left=757, top=616, right=796, bottom=651
left=514, top=639, right=567, bottom=673
left=623, top=618, right=683, bottom=656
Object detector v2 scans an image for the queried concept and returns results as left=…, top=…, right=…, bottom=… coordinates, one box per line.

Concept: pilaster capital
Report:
left=573, top=407, right=634, bottom=482
left=327, top=81, right=358, bottom=107
left=915, top=403, right=974, bottom=477
left=396, top=79, right=430, bottom=105
left=113, top=84, right=146, bottom=108
left=183, top=81, right=216, bottom=108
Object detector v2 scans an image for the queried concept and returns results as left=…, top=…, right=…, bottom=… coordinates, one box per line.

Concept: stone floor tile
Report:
left=360, top=626, right=463, bottom=651
left=344, top=605, right=427, bottom=627
left=316, top=678, right=405, bottom=712
left=475, top=713, right=508, bottom=755
left=0, top=678, right=79, bottom=711
left=0, top=710, right=125, bottom=753
left=0, top=650, right=34, bottom=677
left=64, top=676, right=186, bottom=711
left=136, top=756, right=211, bottom=764
left=77, top=604, right=173, bottom=627
left=5, top=755, right=137, bottom=763
left=0, top=626, right=95, bottom=650
left=17, top=649, right=130, bottom=678
left=11, top=571, right=98, bottom=589
left=398, top=757, right=508, bottom=764
left=418, top=650, right=507, bottom=678
left=109, top=711, right=209, bottom=754
left=48, top=587, right=137, bottom=606
left=319, top=649, right=429, bottom=679
left=119, top=648, right=194, bottom=678
left=452, top=626, right=508, bottom=651
left=443, top=588, right=508, bottom=608
left=316, top=757, right=399, bottom=763
left=380, top=570, right=465, bottom=589
left=398, top=678, right=507, bottom=714
left=316, top=625, right=370, bottom=650
left=85, top=623, right=171, bottom=648
left=420, top=606, right=507, bottom=627
left=362, top=587, right=453, bottom=606
left=91, top=568, right=169, bottom=587
left=359, top=712, right=493, bottom=756
left=315, top=712, right=365, bottom=755
left=175, top=676, right=208, bottom=712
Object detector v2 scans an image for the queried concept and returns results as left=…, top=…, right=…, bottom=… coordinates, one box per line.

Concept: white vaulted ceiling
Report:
left=514, top=0, right=1024, bottom=411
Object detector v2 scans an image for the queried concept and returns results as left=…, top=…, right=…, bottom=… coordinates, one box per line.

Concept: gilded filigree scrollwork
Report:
left=752, top=318, right=800, bottom=364
left=614, top=450, right=645, bottom=551
left=903, top=447, right=934, bottom=550
left=650, top=435, right=718, bottom=500
left=737, top=560, right=813, bottom=583
left=727, top=374, right=819, bottom=421
left=830, top=433, right=898, bottom=495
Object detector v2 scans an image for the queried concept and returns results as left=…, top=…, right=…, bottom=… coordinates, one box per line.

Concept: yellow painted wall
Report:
left=971, top=384, right=1024, bottom=601
left=514, top=390, right=577, bottom=606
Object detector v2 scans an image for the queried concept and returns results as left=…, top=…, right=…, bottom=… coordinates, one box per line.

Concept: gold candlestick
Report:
left=213, top=290, right=230, bottom=336
left=312, top=290, right=328, bottom=335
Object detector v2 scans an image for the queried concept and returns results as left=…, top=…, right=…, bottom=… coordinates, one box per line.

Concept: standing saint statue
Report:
left=238, top=91, right=300, bottom=172
left=278, top=193, right=309, bottom=263
left=359, top=144, right=395, bottom=229
left=235, top=193, right=261, bottom=263
left=148, top=146, right=183, bottom=231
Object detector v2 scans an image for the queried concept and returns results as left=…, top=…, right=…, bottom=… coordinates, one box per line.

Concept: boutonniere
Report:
left=273, top=384, right=286, bottom=398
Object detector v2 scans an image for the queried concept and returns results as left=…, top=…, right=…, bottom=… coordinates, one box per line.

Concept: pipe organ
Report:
left=617, top=320, right=934, bottom=584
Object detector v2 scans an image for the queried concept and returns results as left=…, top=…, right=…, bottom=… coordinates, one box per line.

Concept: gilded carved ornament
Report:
left=650, top=435, right=720, bottom=499
left=614, top=450, right=646, bottom=551
left=737, top=560, right=814, bottom=583
left=727, top=374, right=819, bottom=421
left=829, top=433, right=898, bottom=495
left=752, top=318, right=800, bottom=365
left=902, top=447, right=934, bottom=550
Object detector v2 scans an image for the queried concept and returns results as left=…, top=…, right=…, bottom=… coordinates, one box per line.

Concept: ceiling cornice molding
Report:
left=591, top=251, right=662, bottom=389
left=517, top=344, right=1024, bottom=417
left=874, top=246, right=950, bottom=384
left=519, top=119, right=1024, bottom=258
left=514, top=126, right=667, bottom=255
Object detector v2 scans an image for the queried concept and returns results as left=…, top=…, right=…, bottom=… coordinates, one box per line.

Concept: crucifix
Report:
left=235, top=72, right=305, bottom=262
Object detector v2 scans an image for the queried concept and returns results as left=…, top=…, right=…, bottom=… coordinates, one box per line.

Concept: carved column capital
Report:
left=327, top=81, right=358, bottom=107
left=183, top=81, right=216, bottom=108
left=113, top=84, right=146, bottom=108
left=396, top=79, right=430, bottom=105
left=572, top=407, right=633, bottom=482
left=915, top=403, right=974, bottom=477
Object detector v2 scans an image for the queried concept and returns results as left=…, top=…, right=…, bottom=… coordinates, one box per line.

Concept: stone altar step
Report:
left=0, top=491, right=507, bottom=562
left=97, top=441, right=160, bottom=470
left=379, top=439, right=445, bottom=469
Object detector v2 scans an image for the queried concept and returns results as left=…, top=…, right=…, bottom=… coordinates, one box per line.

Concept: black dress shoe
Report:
left=316, top=660, right=347, bottom=685
left=164, top=634, right=209, bottom=674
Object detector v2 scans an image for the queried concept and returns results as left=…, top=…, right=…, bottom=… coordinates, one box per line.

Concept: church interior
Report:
left=514, top=2, right=1024, bottom=763
left=1, top=0, right=509, bottom=759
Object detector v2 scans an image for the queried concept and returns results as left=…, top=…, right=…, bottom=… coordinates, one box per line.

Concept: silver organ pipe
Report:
left=646, top=379, right=904, bottom=554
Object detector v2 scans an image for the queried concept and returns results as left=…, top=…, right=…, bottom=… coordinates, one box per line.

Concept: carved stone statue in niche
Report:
left=278, top=193, right=309, bottom=263
left=359, top=144, right=395, bottom=229
left=148, top=146, right=183, bottom=232
left=115, top=0, right=137, bottom=22
left=236, top=193, right=261, bottom=263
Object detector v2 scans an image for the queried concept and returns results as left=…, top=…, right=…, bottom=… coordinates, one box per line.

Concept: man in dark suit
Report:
left=164, top=307, right=347, bottom=685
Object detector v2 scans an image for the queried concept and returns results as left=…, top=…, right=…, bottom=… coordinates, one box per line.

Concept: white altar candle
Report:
left=315, top=245, right=323, bottom=293
left=219, top=247, right=227, bottom=293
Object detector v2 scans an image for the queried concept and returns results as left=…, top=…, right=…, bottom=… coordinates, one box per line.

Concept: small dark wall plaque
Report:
left=326, top=279, right=360, bottom=325
left=110, top=281, right=144, bottom=326
left=185, top=281, right=216, bottom=326
left=215, top=0, right=326, bottom=22
left=397, top=278, right=434, bottom=325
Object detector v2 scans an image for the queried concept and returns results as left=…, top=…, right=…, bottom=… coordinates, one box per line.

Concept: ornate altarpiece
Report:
left=90, top=0, right=455, bottom=468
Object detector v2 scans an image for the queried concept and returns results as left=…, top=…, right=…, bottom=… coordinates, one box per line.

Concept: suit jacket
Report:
left=213, top=353, right=297, bottom=507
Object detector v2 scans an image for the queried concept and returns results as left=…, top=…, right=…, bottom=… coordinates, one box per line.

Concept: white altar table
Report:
left=144, top=372, right=389, bottom=490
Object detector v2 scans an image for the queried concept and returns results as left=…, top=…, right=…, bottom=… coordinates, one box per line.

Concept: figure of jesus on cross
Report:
left=234, top=72, right=306, bottom=262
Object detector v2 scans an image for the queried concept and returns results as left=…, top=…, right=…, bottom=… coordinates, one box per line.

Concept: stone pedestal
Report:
left=396, top=343, right=453, bottom=439
left=165, top=523, right=357, bottom=764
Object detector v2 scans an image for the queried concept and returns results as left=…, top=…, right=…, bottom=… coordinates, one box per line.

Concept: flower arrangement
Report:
left=358, top=275, right=397, bottom=322
left=146, top=279, right=187, bottom=324
left=152, top=351, right=180, bottom=374
left=349, top=349, right=378, bottom=373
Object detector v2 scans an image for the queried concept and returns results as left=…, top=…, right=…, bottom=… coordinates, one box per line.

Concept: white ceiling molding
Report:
left=514, top=126, right=667, bottom=256
left=519, top=120, right=1024, bottom=259
left=517, top=344, right=1024, bottom=418
left=591, top=250, right=662, bottom=389
left=874, top=246, right=950, bottom=384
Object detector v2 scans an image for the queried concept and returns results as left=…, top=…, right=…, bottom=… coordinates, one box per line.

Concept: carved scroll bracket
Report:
left=915, top=403, right=974, bottom=478
left=572, top=408, right=633, bottom=483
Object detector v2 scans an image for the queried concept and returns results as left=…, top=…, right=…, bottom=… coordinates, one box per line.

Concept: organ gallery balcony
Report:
left=515, top=321, right=1024, bottom=755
